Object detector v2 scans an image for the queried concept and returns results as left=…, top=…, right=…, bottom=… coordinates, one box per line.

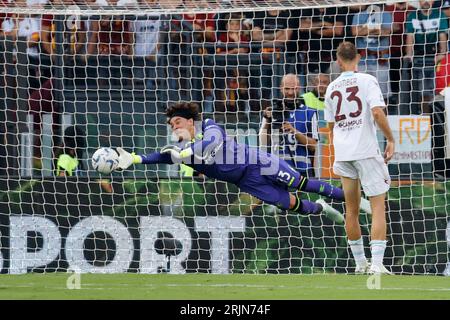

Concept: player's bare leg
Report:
left=368, top=192, right=391, bottom=274
left=341, top=177, right=362, bottom=240
left=341, top=176, right=368, bottom=273
left=369, top=193, right=387, bottom=241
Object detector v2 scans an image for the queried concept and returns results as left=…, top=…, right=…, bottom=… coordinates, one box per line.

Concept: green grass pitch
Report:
left=0, top=273, right=448, bottom=300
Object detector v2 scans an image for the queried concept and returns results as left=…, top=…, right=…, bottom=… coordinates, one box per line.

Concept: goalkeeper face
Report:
left=169, top=116, right=195, bottom=142
left=166, top=102, right=201, bottom=142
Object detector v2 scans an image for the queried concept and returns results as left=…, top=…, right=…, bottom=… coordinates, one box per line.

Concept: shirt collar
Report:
left=341, top=71, right=355, bottom=76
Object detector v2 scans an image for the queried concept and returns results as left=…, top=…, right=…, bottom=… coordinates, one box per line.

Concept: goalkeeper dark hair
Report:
left=336, top=41, right=358, bottom=62
left=166, top=102, right=201, bottom=122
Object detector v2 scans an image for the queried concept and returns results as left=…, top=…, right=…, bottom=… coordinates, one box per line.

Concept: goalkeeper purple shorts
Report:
left=237, top=155, right=301, bottom=210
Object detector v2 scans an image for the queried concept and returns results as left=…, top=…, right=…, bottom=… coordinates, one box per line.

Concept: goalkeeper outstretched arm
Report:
left=116, top=126, right=222, bottom=170
left=116, top=147, right=174, bottom=170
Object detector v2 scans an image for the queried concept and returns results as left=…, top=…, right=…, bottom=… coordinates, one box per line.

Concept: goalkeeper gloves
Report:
left=116, top=147, right=141, bottom=170
left=160, top=144, right=193, bottom=161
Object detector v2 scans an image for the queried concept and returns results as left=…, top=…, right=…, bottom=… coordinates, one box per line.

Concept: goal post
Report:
left=0, top=0, right=448, bottom=275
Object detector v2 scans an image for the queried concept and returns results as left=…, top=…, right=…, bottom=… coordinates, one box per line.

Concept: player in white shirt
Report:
left=324, top=41, right=395, bottom=274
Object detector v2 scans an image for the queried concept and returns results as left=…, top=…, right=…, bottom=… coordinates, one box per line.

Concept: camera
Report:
left=271, top=109, right=291, bottom=130
left=271, top=99, right=299, bottom=129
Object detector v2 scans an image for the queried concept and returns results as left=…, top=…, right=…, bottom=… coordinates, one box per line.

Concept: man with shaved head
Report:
left=259, top=73, right=318, bottom=178
left=279, top=73, right=301, bottom=100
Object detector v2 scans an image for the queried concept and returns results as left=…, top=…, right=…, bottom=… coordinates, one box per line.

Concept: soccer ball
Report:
left=92, top=147, right=119, bottom=174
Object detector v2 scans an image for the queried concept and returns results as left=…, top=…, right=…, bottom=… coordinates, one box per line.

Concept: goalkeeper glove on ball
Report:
left=116, top=147, right=141, bottom=170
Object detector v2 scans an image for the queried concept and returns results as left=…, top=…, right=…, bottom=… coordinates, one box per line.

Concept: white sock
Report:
left=370, top=240, right=387, bottom=267
left=348, top=238, right=367, bottom=267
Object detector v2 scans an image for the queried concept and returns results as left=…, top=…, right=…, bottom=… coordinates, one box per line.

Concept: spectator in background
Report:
left=159, top=0, right=182, bottom=10
left=41, top=1, right=87, bottom=57
left=181, top=0, right=216, bottom=43
left=87, top=0, right=133, bottom=56
left=130, top=1, right=160, bottom=89
left=404, top=0, right=448, bottom=114
left=297, top=6, right=346, bottom=74
left=2, top=0, right=45, bottom=90
left=168, top=0, right=216, bottom=104
left=41, top=0, right=88, bottom=85
left=248, top=9, right=294, bottom=49
left=87, top=0, right=134, bottom=86
left=432, top=1, right=450, bottom=53
left=352, top=4, right=393, bottom=102
left=179, top=0, right=217, bottom=103
left=433, top=0, right=450, bottom=17
left=385, top=2, right=412, bottom=106
left=215, top=13, right=249, bottom=123
left=0, top=0, right=15, bottom=38
left=55, top=125, right=86, bottom=177
left=171, top=0, right=216, bottom=46
left=301, top=73, right=330, bottom=127
left=259, top=74, right=318, bottom=178
left=301, top=73, right=330, bottom=110
left=326, top=5, right=365, bottom=81
left=246, top=9, right=295, bottom=112
left=435, top=52, right=450, bottom=95
left=343, top=5, right=366, bottom=44
left=140, top=0, right=158, bottom=7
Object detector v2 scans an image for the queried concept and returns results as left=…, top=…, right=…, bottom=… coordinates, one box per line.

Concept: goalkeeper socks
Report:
left=348, top=238, right=368, bottom=267
left=299, top=178, right=345, bottom=201
left=370, top=240, right=387, bottom=267
left=292, top=195, right=322, bottom=215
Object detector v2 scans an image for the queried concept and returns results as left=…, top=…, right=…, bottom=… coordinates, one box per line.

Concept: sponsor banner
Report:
left=444, top=87, right=450, bottom=158
left=388, top=115, right=431, bottom=164
left=0, top=178, right=448, bottom=275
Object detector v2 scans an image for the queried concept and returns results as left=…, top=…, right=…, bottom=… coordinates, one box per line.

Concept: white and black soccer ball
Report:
left=92, top=147, right=119, bottom=174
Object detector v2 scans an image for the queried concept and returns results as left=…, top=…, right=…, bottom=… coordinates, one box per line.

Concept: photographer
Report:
left=259, top=74, right=318, bottom=177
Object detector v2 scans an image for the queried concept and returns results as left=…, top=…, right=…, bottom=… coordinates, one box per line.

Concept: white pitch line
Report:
left=31, top=283, right=450, bottom=292
left=1, top=283, right=449, bottom=292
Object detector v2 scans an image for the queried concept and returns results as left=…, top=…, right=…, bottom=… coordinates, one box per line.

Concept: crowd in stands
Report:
left=1, top=0, right=450, bottom=174
left=1, top=1, right=450, bottom=116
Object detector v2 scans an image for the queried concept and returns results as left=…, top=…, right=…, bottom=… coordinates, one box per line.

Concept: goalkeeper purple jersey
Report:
left=140, top=119, right=290, bottom=182
left=139, top=118, right=304, bottom=209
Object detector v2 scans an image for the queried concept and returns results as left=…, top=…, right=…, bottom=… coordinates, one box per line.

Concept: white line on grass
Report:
left=2, top=281, right=449, bottom=292
left=5, top=282, right=445, bottom=292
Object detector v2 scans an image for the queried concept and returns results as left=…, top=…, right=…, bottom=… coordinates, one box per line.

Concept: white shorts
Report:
left=333, top=156, right=391, bottom=197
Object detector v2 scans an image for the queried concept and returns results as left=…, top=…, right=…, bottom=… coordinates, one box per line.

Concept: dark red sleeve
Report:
left=216, top=33, right=228, bottom=53
left=123, top=21, right=133, bottom=44
left=205, top=13, right=216, bottom=30
left=436, top=55, right=450, bottom=94
left=42, top=14, right=54, bottom=28
left=218, top=32, right=228, bottom=43
left=240, top=34, right=249, bottom=43
left=193, top=13, right=206, bottom=29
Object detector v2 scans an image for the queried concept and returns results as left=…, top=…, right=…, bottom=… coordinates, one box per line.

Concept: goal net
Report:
left=0, top=0, right=448, bottom=275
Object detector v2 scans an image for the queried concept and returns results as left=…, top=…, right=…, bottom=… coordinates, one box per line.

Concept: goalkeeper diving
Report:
left=113, top=102, right=371, bottom=221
